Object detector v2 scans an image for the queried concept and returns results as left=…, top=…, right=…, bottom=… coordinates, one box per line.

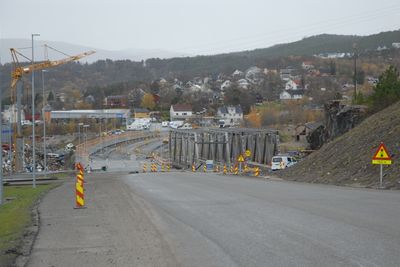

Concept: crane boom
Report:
left=10, top=48, right=95, bottom=88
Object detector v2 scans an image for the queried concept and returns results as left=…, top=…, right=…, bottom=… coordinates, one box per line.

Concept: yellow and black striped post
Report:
left=223, top=164, right=227, bottom=175
left=192, top=163, right=196, bottom=172
left=244, top=164, right=249, bottom=174
left=203, top=165, right=207, bottom=172
left=254, top=167, right=260, bottom=177
left=75, top=163, right=85, bottom=209
left=161, top=163, right=165, bottom=172
left=143, top=163, right=147, bottom=173
left=167, top=164, right=171, bottom=172
left=234, top=165, right=239, bottom=175
left=230, top=165, right=234, bottom=173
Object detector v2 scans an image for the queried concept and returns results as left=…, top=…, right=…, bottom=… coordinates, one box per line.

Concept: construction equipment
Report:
left=9, top=45, right=95, bottom=171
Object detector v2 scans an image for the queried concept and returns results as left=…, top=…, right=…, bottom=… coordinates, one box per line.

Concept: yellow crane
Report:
left=9, top=45, right=95, bottom=171
left=10, top=46, right=95, bottom=89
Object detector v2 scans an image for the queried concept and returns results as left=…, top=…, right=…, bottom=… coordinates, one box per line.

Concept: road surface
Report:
left=27, top=168, right=400, bottom=267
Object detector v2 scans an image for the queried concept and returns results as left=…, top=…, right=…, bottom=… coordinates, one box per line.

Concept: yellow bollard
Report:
left=192, top=164, right=196, bottom=172
left=234, top=166, right=239, bottom=175
left=167, top=164, right=170, bottom=172
left=143, top=163, right=147, bottom=173
left=254, top=167, right=260, bottom=177
left=223, top=164, right=227, bottom=175
left=244, top=164, right=249, bottom=174
left=161, top=163, right=165, bottom=172
left=204, top=165, right=207, bottom=172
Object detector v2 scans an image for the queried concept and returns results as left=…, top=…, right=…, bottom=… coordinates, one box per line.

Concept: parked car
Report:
left=65, top=143, right=75, bottom=151
left=179, top=123, right=193, bottom=130
left=271, top=155, right=298, bottom=170
left=161, top=121, right=169, bottom=127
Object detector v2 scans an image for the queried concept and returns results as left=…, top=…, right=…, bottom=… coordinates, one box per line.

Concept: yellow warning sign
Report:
left=245, top=150, right=251, bottom=157
left=238, top=154, right=245, bottom=162
left=372, top=143, right=392, bottom=165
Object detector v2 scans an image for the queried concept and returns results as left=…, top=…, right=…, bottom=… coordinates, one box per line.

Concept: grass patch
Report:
left=0, top=184, right=57, bottom=265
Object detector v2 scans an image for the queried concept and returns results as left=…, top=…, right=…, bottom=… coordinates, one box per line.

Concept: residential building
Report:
left=301, top=61, right=314, bottom=70
left=216, top=105, right=243, bottom=126
left=170, top=104, right=193, bottom=120
left=104, top=95, right=128, bottom=108
left=50, top=109, right=131, bottom=122
left=2, top=104, right=25, bottom=123
left=280, top=89, right=305, bottom=100
left=134, top=108, right=150, bottom=119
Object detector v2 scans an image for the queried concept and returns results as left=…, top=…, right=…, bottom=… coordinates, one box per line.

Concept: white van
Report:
left=271, top=155, right=297, bottom=170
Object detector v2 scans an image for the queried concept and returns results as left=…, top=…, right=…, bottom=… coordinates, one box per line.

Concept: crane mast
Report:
left=9, top=46, right=95, bottom=172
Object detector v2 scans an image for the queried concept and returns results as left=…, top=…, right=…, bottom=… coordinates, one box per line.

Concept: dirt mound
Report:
left=279, top=101, right=400, bottom=189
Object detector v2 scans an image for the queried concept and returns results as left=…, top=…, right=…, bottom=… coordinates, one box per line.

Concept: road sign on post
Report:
left=372, top=142, right=392, bottom=188
left=245, top=150, right=251, bottom=158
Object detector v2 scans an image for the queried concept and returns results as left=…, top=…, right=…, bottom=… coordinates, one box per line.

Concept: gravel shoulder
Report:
left=26, top=173, right=178, bottom=267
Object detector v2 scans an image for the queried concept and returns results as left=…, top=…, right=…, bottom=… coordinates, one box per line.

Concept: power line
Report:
left=177, top=5, right=400, bottom=55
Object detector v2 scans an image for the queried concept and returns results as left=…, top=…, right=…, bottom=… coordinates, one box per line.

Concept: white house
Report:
left=170, top=104, right=193, bottom=121
left=217, top=105, right=243, bottom=126
left=280, top=89, right=305, bottom=100
left=2, top=104, right=25, bottom=123
left=237, top=79, right=250, bottom=89
left=220, top=80, right=232, bottom=91
left=301, top=61, right=314, bottom=70
left=285, top=80, right=297, bottom=90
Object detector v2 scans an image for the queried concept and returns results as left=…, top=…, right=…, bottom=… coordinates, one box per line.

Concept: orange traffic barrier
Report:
left=143, top=163, right=147, bottom=173
left=75, top=162, right=86, bottom=209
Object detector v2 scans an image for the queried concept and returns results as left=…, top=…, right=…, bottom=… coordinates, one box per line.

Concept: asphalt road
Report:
left=122, top=172, right=400, bottom=267
left=28, top=139, right=400, bottom=267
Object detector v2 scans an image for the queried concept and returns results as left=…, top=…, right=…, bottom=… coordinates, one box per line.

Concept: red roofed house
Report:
left=170, top=104, right=193, bottom=120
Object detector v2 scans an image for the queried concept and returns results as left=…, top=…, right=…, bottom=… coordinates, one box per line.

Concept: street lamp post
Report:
left=31, top=33, right=40, bottom=188
left=83, top=124, right=90, bottom=155
left=41, top=70, right=48, bottom=176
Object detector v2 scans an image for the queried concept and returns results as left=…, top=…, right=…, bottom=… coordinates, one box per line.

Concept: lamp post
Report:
left=31, top=33, right=40, bottom=188
left=41, top=70, right=48, bottom=176
left=83, top=124, right=90, bottom=155
left=0, top=36, right=3, bottom=204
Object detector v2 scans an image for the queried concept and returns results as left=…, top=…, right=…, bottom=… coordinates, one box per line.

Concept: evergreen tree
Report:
left=369, top=66, right=400, bottom=111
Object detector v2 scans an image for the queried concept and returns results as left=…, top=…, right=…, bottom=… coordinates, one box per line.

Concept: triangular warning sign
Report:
left=372, top=143, right=391, bottom=160
left=238, top=155, right=244, bottom=162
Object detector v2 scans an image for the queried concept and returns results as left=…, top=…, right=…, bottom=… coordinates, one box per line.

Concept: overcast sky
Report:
left=1, top=0, right=399, bottom=55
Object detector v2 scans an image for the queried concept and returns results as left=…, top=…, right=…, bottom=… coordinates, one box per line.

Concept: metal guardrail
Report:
left=75, top=131, right=161, bottom=164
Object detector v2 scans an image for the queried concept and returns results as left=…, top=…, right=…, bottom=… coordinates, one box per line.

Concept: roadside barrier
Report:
left=143, top=163, right=147, bottom=173
left=223, top=164, right=227, bottom=175
left=167, top=164, right=170, bottom=172
left=151, top=163, right=157, bottom=172
left=234, top=166, right=239, bottom=175
left=203, top=165, right=207, bottom=172
left=254, top=167, right=260, bottom=177
left=192, top=164, right=196, bottom=172
left=75, top=163, right=86, bottom=209
left=244, top=164, right=249, bottom=173
left=161, top=163, right=165, bottom=172
left=214, top=165, right=220, bottom=172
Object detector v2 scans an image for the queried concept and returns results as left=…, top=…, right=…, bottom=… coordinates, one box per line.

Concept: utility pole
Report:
left=31, top=33, right=40, bottom=188
left=353, top=43, right=358, bottom=100
left=0, top=35, right=3, bottom=205
left=41, top=70, right=48, bottom=176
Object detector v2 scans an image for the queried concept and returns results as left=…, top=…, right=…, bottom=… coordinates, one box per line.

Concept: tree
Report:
left=141, top=93, right=156, bottom=110
left=369, top=66, right=400, bottom=111
left=47, top=91, right=54, bottom=102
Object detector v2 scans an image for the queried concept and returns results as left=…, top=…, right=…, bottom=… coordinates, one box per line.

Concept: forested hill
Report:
left=0, top=30, right=399, bottom=95
left=145, top=30, right=400, bottom=78
left=233, top=30, right=400, bottom=58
